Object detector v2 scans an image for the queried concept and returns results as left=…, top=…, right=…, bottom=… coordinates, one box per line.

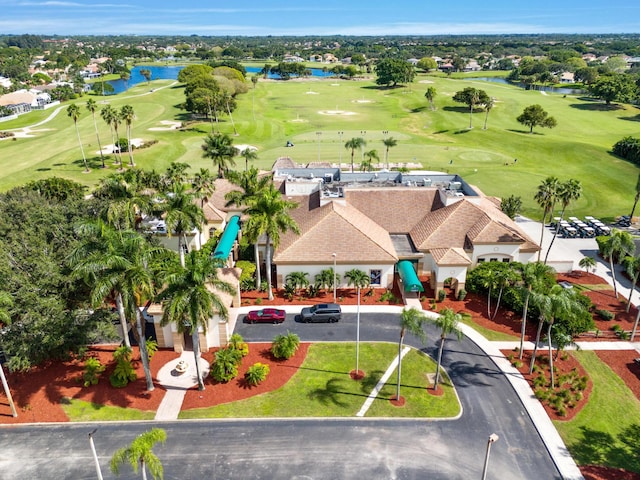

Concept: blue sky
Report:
left=1, top=0, right=639, bottom=36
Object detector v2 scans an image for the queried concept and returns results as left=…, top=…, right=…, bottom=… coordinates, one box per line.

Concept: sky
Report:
left=0, top=0, right=639, bottom=36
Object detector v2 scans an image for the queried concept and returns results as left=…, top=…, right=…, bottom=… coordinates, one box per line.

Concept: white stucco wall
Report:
left=276, top=263, right=396, bottom=289
left=472, top=244, right=520, bottom=263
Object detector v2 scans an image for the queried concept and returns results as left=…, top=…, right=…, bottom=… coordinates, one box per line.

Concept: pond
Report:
left=473, top=77, right=584, bottom=95
left=106, top=64, right=337, bottom=93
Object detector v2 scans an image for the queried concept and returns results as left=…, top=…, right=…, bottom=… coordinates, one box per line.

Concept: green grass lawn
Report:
left=1, top=72, right=638, bottom=220
left=61, top=398, right=156, bottom=422
left=458, top=313, right=519, bottom=342
left=554, top=351, right=640, bottom=474
left=179, top=342, right=459, bottom=419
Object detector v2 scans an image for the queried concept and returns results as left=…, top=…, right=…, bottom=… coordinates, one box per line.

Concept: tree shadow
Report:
left=432, top=130, right=450, bottom=134
left=411, top=106, right=428, bottom=113
left=453, top=129, right=473, bottom=135
left=506, top=128, right=544, bottom=135
left=308, top=378, right=350, bottom=407
left=568, top=103, right=624, bottom=111
left=36, top=167, right=52, bottom=171
left=442, top=106, right=471, bottom=114
left=619, top=115, right=640, bottom=123
left=567, top=425, right=640, bottom=472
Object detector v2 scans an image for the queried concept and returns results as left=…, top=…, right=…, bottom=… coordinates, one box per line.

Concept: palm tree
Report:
left=629, top=172, right=640, bottom=220
left=482, top=97, right=495, bottom=130
left=100, top=104, right=120, bottom=165
left=225, top=168, right=272, bottom=289
left=140, top=69, right=152, bottom=84
left=492, top=267, right=518, bottom=319
left=395, top=307, right=427, bottom=401
left=344, top=137, right=366, bottom=173
left=191, top=168, right=216, bottom=208
left=158, top=248, right=234, bottom=390
left=120, top=105, right=136, bottom=167
left=544, top=179, right=582, bottom=264
left=516, top=262, right=555, bottom=359
left=244, top=185, right=300, bottom=300
left=382, top=136, right=397, bottom=170
left=86, top=98, right=106, bottom=168
left=239, top=147, right=258, bottom=171
left=67, top=103, right=89, bottom=172
left=162, top=183, right=206, bottom=267
left=468, top=89, right=480, bottom=129
left=578, top=256, right=596, bottom=274
left=110, top=428, right=166, bottom=480
left=315, top=268, right=339, bottom=293
left=93, top=170, right=152, bottom=230
left=424, top=86, right=437, bottom=110
left=222, top=91, right=238, bottom=136
left=603, top=228, right=635, bottom=299
left=534, top=176, right=560, bottom=261
left=623, top=254, right=640, bottom=312
left=120, top=71, right=130, bottom=90
left=201, top=132, right=236, bottom=178
left=68, top=220, right=131, bottom=349
left=433, top=308, right=463, bottom=390
left=344, top=268, right=370, bottom=376
left=362, top=149, right=378, bottom=172
left=285, top=271, right=309, bottom=294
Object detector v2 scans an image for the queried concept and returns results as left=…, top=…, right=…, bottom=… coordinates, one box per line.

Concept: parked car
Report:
left=245, top=308, right=286, bottom=324
left=300, top=303, right=342, bottom=323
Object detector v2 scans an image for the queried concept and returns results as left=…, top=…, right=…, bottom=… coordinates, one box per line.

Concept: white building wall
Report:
left=276, top=263, right=396, bottom=289
left=472, top=244, right=520, bottom=264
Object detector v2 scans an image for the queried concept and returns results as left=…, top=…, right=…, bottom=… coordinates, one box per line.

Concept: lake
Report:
left=106, top=65, right=336, bottom=93
left=473, top=77, right=584, bottom=95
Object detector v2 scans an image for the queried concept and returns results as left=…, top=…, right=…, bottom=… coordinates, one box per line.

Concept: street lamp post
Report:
left=338, top=131, right=344, bottom=164
left=332, top=253, right=337, bottom=302
left=481, top=433, right=499, bottom=480
left=316, top=131, right=322, bottom=162
left=88, top=429, right=104, bottom=480
left=360, top=130, right=367, bottom=163
left=0, top=361, right=17, bottom=417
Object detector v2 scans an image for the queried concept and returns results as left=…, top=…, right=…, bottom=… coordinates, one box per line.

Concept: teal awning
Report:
left=213, top=215, right=240, bottom=260
left=397, top=260, right=424, bottom=292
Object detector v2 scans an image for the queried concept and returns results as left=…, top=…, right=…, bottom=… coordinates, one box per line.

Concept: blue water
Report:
left=106, top=65, right=335, bottom=94
left=473, top=77, right=583, bottom=95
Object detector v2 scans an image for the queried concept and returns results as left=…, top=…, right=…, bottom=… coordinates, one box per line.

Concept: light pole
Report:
left=332, top=253, right=337, bottom=302
left=481, top=433, right=499, bottom=480
left=88, top=429, right=104, bottom=480
left=0, top=361, right=17, bottom=417
left=316, top=131, right=322, bottom=162
left=360, top=130, right=367, bottom=163
left=338, top=131, right=344, bottom=163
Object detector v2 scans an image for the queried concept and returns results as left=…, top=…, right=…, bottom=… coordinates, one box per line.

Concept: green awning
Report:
left=213, top=215, right=240, bottom=260
left=397, top=260, right=424, bottom=292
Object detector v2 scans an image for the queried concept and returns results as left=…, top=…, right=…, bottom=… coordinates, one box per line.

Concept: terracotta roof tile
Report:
left=430, top=247, right=472, bottom=266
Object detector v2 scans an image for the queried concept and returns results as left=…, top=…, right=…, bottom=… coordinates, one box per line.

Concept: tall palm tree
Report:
left=162, top=183, right=206, bottom=267
left=344, top=137, right=366, bottom=173
left=244, top=185, right=300, bottom=300
left=344, top=268, right=370, bottom=376
left=424, top=86, right=437, bottom=110
left=315, top=268, right=339, bottom=293
left=94, top=170, right=152, bottom=231
left=100, top=104, right=120, bottom=165
left=222, top=91, right=238, bottom=136
left=86, top=98, right=106, bottom=168
left=160, top=161, right=190, bottom=192
left=239, top=147, right=258, bottom=171
left=544, top=179, right=582, bottom=264
left=285, top=271, right=309, bottom=294
left=433, top=308, right=463, bottom=390
left=382, top=136, right=397, bottom=170
left=158, top=248, right=234, bottom=390
left=226, top=168, right=273, bottom=289
left=201, top=132, right=236, bottom=178
left=67, top=103, right=89, bottom=172
left=468, top=89, right=480, bottom=129
left=603, top=228, right=635, bottom=298
left=534, top=176, right=560, bottom=261
left=395, top=307, right=427, bottom=401
left=362, top=149, right=378, bottom=172
left=516, top=262, right=555, bottom=360
left=623, top=254, right=640, bottom=312
left=492, top=266, right=518, bottom=320
left=110, top=428, right=166, bottom=480
left=191, top=168, right=216, bottom=208
left=120, top=105, right=136, bottom=167
left=482, top=97, right=495, bottom=130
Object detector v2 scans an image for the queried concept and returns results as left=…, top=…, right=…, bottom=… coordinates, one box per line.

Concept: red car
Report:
left=245, top=308, right=286, bottom=324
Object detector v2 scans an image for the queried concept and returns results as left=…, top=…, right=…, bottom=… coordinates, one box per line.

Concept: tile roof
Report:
left=274, top=201, right=398, bottom=264
left=430, top=247, right=472, bottom=266
left=344, top=188, right=443, bottom=233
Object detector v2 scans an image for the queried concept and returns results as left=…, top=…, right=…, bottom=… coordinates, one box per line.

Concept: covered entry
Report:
left=397, top=260, right=424, bottom=294
left=213, top=215, right=240, bottom=265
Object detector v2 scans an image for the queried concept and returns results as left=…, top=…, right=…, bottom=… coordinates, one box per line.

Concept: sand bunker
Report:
left=148, top=120, right=182, bottom=131
left=353, top=99, right=372, bottom=104
left=305, top=91, right=319, bottom=95
left=318, top=110, right=357, bottom=116
left=419, top=80, right=435, bottom=84
left=330, top=84, right=340, bottom=86
left=234, top=144, right=258, bottom=152
left=99, top=138, right=144, bottom=155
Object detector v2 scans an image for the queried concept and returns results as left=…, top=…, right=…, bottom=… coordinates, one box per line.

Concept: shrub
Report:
left=82, top=357, right=105, bottom=387
left=109, top=346, right=136, bottom=388
left=595, top=309, right=615, bottom=321
left=146, top=338, right=158, bottom=360
left=271, top=331, right=300, bottom=359
left=438, top=289, right=446, bottom=302
left=306, top=284, right=319, bottom=298
left=245, top=362, right=270, bottom=386
left=229, top=333, right=249, bottom=357
left=611, top=324, right=622, bottom=332
left=378, top=290, right=396, bottom=303
left=210, top=346, right=242, bottom=382
left=283, top=283, right=295, bottom=300
left=457, top=289, right=467, bottom=301
left=255, top=297, right=262, bottom=305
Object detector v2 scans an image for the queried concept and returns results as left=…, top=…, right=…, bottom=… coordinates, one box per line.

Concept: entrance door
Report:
left=183, top=331, right=194, bottom=352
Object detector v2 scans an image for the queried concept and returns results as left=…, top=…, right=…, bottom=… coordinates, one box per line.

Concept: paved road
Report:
left=0, top=312, right=562, bottom=479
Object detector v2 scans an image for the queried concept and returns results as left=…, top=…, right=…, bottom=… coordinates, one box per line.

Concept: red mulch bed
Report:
left=181, top=343, right=308, bottom=410
left=240, top=285, right=405, bottom=306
